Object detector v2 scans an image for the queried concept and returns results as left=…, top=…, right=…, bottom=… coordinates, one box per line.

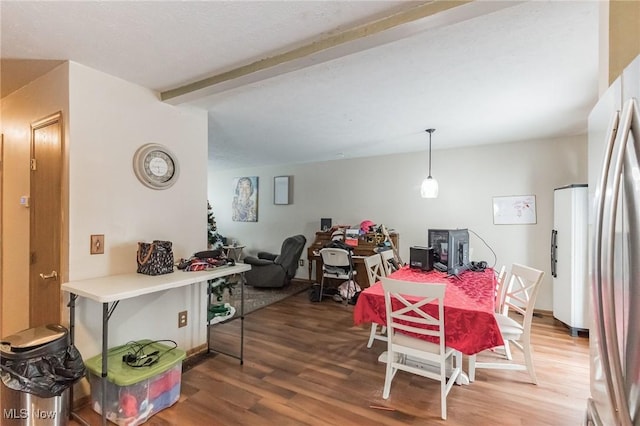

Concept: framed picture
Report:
left=274, top=176, right=292, bottom=205
left=492, top=195, right=537, bottom=225
left=232, top=176, right=258, bottom=222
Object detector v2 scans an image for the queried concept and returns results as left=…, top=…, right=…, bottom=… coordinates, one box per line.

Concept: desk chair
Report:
left=380, top=277, right=462, bottom=420
left=468, top=263, right=545, bottom=384
left=364, top=254, right=387, bottom=348
left=318, top=248, right=357, bottom=303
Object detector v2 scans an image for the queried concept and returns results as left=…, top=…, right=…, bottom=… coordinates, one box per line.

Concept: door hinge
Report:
left=30, top=252, right=37, bottom=264
left=30, top=159, right=37, bottom=170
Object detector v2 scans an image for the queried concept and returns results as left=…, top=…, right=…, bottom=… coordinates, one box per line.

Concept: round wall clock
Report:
left=132, top=143, right=180, bottom=190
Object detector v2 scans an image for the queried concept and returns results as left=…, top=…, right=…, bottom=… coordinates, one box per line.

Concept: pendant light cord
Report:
left=426, top=128, right=435, bottom=178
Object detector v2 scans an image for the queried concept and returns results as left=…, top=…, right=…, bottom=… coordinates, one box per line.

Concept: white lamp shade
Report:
left=421, top=176, right=439, bottom=198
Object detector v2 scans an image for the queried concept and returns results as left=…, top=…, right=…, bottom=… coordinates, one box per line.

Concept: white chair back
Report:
left=380, top=277, right=461, bottom=420
left=379, top=249, right=397, bottom=276
left=468, top=263, right=545, bottom=384
left=382, top=278, right=446, bottom=346
left=317, top=247, right=356, bottom=304
left=502, top=263, right=545, bottom=329
left=320, top=247, right=351, bottom=269
left=495, top=265, right=508, bottom=314
left=364, top=254, right=386, bottom=286
left=365, top=255, right=388, bottom=348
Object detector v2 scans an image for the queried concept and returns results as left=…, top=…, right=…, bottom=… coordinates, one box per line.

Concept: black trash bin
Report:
left=0, top=324, right=85, bottom=426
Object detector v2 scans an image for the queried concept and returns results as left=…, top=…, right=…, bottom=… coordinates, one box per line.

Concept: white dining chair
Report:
left=379, top=249, right=398, bottom=277
left=494, top=265, right=512, bottom=360
left=495, top=265, right=508, bottom=313
left=380, top=277, right=462, bottom=420
left=468, top=263, right=545, bottom=384
left=364, top=254, right=387, bottom=348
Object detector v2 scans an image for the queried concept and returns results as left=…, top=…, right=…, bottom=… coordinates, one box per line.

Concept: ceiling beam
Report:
left=161, top=0, right=523, bottom=105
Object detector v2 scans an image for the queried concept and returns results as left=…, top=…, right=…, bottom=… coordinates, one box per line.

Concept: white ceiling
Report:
left=1, top=1, right=599, bottom=170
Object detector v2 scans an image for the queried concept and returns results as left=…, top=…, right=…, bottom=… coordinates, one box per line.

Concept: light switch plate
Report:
left=90, top=234, right=104, bottom=254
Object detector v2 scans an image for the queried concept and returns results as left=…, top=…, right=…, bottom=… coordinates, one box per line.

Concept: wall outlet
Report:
left=90, top=234, right=105, bottom=254
left=178, top=311, right=188, bottom=328
left=298, top=259, right=304, bottom=267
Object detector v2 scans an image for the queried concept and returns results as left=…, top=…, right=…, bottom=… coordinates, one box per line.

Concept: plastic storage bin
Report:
left=84, top=340, right=185, bottom=426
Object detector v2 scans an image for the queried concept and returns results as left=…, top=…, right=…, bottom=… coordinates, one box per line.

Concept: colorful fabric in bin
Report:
left=149, top=367, right=181, bottom=399
left=151, top=383, right=180, bottom=411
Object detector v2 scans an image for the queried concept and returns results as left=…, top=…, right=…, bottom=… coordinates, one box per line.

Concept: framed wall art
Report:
left=492, top=195, right=537, bottom=225
left=232, top=176, right=258, bottom=222
left=274, top=175, right=292, bottom=205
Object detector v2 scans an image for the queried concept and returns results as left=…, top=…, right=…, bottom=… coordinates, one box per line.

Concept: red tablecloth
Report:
left=353, top=266, right=504, bottom=355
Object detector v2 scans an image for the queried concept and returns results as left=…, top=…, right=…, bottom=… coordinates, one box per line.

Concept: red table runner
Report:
left=353, top=266, right=504, bottom=355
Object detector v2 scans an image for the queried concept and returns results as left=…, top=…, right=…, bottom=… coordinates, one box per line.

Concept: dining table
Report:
left=353, top=266, right=504, bottom=356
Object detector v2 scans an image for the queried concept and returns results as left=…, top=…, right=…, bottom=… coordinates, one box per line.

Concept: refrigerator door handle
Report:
left=551, top=229, right=557, bottom=278
left=600, top=99, right=636, bottom=426
left=624, top=99, right=640, bottom=423
left=592, top=107, right=620, bottom=424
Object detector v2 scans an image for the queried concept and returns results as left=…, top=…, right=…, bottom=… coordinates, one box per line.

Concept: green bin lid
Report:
left=84, top=340, right=185, bottom=386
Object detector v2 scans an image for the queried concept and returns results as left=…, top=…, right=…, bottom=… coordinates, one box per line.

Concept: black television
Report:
left=428, top=228, right=470, bottom=275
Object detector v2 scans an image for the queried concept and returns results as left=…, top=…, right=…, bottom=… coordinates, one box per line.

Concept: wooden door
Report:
left=0, top=134, right=3, bottom=325
left=29, top=113, right=63, bottom=327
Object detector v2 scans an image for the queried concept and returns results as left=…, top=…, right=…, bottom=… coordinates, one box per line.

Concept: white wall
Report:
left=67, top=62, right=209, bottom=359
left=209, top=135, right=587, bottom=311
left=1, top=61, right=210, bottom=363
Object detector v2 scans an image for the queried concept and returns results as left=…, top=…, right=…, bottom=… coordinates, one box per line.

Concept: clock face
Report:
left=133, top=144, right=179, bottom=189
left=144, top=150, right=174, bottom=181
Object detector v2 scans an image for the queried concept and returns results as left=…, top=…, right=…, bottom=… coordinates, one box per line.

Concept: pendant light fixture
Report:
left=420, top=128, right=439, bottom=198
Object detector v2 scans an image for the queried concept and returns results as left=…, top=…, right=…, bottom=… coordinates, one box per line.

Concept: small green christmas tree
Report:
left=206, top=202, right=235, bottom=306
left=208, top=201, right=223, bottom=249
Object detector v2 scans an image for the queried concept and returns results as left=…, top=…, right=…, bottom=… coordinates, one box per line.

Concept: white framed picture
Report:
left=492, top=195, right=536, bottom=225
left=274, top=176, right=292, bottom=205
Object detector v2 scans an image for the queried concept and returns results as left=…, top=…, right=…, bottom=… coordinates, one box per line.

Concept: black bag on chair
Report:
left=137, top=240, right=174, bottom=275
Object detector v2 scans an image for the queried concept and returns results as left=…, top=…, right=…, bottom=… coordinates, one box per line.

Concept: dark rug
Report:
left=221, top=279, right=311, bottom=315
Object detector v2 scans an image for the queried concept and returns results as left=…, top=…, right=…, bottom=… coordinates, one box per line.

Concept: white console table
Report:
left=61, top=263, right=251, bottom=426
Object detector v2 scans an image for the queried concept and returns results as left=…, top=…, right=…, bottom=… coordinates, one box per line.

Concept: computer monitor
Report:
left=448, top=229, right=470, bottom=275
left=428, top=228, right=470, bottom=275
left=427, top=229, right=450, bottom=264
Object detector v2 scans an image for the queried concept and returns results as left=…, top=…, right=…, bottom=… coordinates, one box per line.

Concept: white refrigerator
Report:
left=551, top=184, right=589, bottom=336
left=585, top=54, right=640, bottom=425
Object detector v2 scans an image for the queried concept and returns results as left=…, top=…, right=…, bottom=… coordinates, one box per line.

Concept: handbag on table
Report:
left=137, top=240, right=174, bottom=275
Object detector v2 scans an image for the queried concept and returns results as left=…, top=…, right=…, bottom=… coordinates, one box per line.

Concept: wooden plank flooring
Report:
left=70, top=291, right=590, bottom=425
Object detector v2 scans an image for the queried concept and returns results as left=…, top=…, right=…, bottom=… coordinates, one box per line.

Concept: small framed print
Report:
left=492, top=195, right=537, bottom=225
left=274, top=176, right=292, bottom=205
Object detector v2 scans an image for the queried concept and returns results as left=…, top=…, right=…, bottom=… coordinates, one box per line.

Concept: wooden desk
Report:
left=61, top=264, right=251, bottom=426
left=307, top=230, right=399, bottom=286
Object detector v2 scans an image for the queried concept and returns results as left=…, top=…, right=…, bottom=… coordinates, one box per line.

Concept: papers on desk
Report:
left=345, top=229, right=359, bottom=246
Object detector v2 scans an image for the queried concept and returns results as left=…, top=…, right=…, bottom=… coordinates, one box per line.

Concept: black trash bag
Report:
left=0, top=344, right=85, bottom=398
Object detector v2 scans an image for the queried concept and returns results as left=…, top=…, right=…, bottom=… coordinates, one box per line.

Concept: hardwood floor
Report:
left=70, top=291, right=590, bottom=425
